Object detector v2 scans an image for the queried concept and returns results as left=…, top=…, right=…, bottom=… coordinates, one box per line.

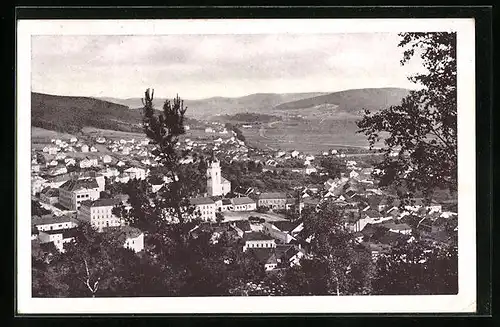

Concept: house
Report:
left=70, top=137, right=78, bottom=143
left=48, top=160, right=58, bottom=167
left=102, top=155, right=112, bottom=164
left=205, top=127, right=214, bottom=133
left=55, top=153, right=67, bottom=160
left=304, top=165, right=317, bottom=175
left=257, top=192, right=288, bottom=210
left=247, top=248, right=279, bottom=271
left=116, top=161, right=125, bottom=167
left=38, top=228, right=78, bottom=253
left=124, top=167, right=146, bottom=180
left=31, top=163, right=40, bottom=173
left=381, top=222, right=412, bottom=235
left=47, top=165, right=67, bottom=176
left=96, top=137, right=106, bottom=144
left=275, top=244, right=305, bottom=267
left=58, top=178, right=100, bottom=210
left=242, top=232, right=276, bottom=252
left=79, top=158, right=98, bottom=169
left=349, top=170, right=360, bottom=179
left=115, top=173, right=130, bottom=184
left=90, top=146, right=98, bottom=152
left=206, top=159, right=231, bottom=196
left=64, top=158, right=76, bottom=166
left=117, top=226, right=145, bottom=253
left=231, top=197, right=256, bottom=212
left=78, top=198, right=123, bottom=232
left=40, top=188, right=59, bottom=205
left=291, top=150, right=300, bottom=158
left=81, top=144, right=89, bottom=153
left=47, top=147, right=58, bottom=155
left=32, top=214, right=79, bottom=232
left=190, top=197, right=216, bottom=222
left=231, top=220, right=252, bottom=237
left=349, top=210, right=393, bottom=232
left=262, top=221, right=303, bottom=244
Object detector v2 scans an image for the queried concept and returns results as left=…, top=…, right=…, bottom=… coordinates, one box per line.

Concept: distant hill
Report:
left=274, top=88, right=411, bottom=116
left=32, top=92, right=203, bottom=134
left=32, top=92, right=144, bottom=133
left=100, top=92, right=329, bottom=119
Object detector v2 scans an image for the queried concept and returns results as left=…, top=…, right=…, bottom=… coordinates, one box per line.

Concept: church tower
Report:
left=207, top=159, right=222, bottom=196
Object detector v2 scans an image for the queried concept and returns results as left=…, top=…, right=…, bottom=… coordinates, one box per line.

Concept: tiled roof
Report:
left=41, top=187, right=59, bottom=197
left=243, top=232, right=275, bottom=242
left=258, top=192, right=287, bottom=200
left=231, top=196, right=255, bottom=205
left=269, top=221, right=301, bottom=232
left=32, top=214, right=78, bottom=227
left=189, top=197, right=215, bottom=206
left=60, top=178, right=99, bottom=192
left=80, top=198, right=121, bottom=208
left=247, top=248, right=278, bottom=265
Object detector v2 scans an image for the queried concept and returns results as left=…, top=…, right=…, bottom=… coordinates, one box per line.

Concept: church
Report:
left=206, top=158, right=231, bottom=196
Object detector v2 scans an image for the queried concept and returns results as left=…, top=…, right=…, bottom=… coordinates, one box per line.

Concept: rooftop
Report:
left=258, top=192, right=287, bottom=200
left=243, top=232, right=275, bottom=242
left=60, top=178, right=99, bottom=192
left=32, top=214, right=78, bottom=227
left=189, top=197, right=215, bottom=206
left=231, top=196, right=255, bottom=205
left=80, top=198, right=121, bottom=208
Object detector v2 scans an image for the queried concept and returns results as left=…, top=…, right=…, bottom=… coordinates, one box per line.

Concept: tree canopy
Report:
left=357, top=32, right=457, bottom=202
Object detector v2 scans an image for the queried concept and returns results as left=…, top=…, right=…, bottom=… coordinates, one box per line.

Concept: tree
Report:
left=372, top=240, right=458, bottom=295
left=298, top=201, right=375, bottom=295
left=357, top=32, right=457, bottom=202
left=32, top=200, right=51, bottom=216
left=215, top=212, right=224, bottom=223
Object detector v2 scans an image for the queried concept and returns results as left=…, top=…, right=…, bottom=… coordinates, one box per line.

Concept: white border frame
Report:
left=17, top=18, right=476, bottom=314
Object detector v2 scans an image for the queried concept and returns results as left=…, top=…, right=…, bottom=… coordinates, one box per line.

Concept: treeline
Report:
left=224, top=123, right=246, bottom=142
left=221, top=112, right=282, bottom=123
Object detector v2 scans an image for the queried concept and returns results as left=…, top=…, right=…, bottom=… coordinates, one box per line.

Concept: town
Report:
left=31, top=115, right=458, bottom=290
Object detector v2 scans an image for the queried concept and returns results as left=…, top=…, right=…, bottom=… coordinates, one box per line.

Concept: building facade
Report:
left=59, top=178, right=100, bottom=210
left=257, top=192, right=288, bottom=210
left=78, top=198, right=123, bottom=232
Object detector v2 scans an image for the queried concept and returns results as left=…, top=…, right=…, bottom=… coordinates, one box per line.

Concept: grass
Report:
left=243, top=119, right=375, bottom=153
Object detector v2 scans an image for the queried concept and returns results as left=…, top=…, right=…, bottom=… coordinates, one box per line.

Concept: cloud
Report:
left=31, top=33, right=421, bottom=99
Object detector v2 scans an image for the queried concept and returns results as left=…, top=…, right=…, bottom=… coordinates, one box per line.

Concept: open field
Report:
left=31, top=127, right=76, bottom=144
left=222, top=211, right=287, bottom=222
left=82, top=127, right=145, bottom=141
left=244, top=119, right=376, bottom=153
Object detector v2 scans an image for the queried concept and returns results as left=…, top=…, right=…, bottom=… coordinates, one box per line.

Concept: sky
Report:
left=31, top=33, right=425, bottom=100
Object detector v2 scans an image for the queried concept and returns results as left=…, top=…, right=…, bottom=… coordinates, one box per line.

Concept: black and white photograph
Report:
left=16, top=18, right=477, bottom=314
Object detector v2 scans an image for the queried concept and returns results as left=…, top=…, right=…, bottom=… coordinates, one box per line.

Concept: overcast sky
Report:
left=31, top=33, right=424, bottom=100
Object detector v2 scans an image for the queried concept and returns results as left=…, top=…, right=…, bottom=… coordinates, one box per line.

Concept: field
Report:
left=243, top=118, right=375, bottom=153
left=31, top=127, right=76, bottom=144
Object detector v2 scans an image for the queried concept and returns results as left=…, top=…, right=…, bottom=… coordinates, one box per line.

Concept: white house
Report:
left=90, top=146, right=98, bottom=152
left=70, top=137, right=78, bottom=143
left=122, top=227, right=145, bottom=253
left=205, top=127, right=214, bottom=133
left=116, top=161, right=126, bottom=167
left=305, top=165, right=317, bottom=175
left=190, top=197, right=216, bottom=221
left=231, top=197, right=256, bottom=211
left=102, top=155, right=112, bottom=164
left=32, top=214, right=79, bottom=232
left=291, top=150, right=300, bottom=158
left=124, top=167, right=146, bottom=180
left=242, top=232, right=276, bottom=252
left=78, top=198, right=123, bottom=232
left=81, top=144, right=89, bottom=153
